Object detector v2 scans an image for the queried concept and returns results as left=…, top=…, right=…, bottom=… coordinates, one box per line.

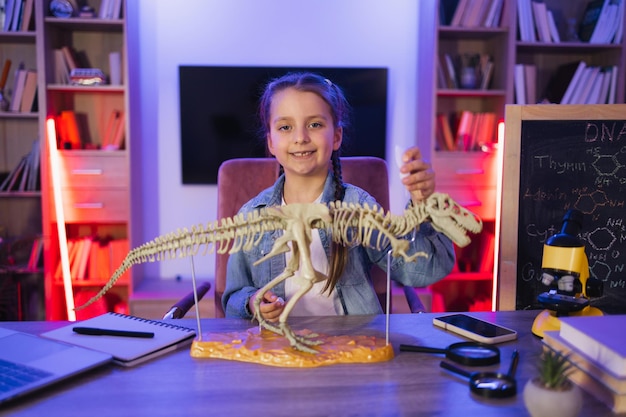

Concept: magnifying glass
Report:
left=440, top=350, right=519, bottom=399
left=399, top=342, right=501, bottom=366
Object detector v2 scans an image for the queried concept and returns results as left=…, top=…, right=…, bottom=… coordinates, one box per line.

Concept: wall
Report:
left=126, top=0, right=435, bottom=282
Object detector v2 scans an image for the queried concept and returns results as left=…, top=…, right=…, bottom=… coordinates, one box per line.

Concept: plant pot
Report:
left=523, top=378, right=582, bottom=417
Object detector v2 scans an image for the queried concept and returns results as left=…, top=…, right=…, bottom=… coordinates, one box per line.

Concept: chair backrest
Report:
left=214, top=156, right=390, bottom=317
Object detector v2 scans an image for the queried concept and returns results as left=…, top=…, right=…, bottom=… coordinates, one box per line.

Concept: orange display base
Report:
left=190, top=327, right=394, bottom=368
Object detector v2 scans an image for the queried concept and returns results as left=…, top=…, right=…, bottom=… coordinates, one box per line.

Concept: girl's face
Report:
left=267, top=88, right=342, bottom=179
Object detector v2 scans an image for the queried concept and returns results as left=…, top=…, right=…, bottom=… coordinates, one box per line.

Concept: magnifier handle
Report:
left=507, top=350, right=520, bottom=377
left=439, top=361, right=473, bottom=378
left=399, top=344, right=446, bottom=354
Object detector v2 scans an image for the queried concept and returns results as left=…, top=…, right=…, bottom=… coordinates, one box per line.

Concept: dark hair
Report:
left=258, top=72, right=351, bottom=293
left=258, top=72, right=351, bottom=139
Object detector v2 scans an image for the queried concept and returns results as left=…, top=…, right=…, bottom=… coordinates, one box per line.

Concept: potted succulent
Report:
left=523, top=348, right=582, bottom=417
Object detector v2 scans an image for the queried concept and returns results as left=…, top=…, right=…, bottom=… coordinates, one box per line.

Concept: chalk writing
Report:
left=516, top=120, right=626, bottom=314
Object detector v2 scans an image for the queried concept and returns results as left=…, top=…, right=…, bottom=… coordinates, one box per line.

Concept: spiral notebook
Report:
left=41, top=312, right=196, bottom=367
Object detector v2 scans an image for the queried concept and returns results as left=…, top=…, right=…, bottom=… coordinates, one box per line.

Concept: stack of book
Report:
left=54, top=237, right=129, bottom=283
left=0, top=139, right=40, bottom=192
left=435, top=110, right=497, bottom=151
left=542, top=315, right=626, bottom=413
left=579, top=0, right=625, bottom=44
left=440, top=0, right=505, bottom=28
left=516, top=0, right=561, bottom=43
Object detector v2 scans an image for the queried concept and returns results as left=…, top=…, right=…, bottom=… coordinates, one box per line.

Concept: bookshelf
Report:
left=32, top=0, right=132, bottom=320
left=430, top=0, right=625, bottom=311
left=0, top=5, right=43, bottom=319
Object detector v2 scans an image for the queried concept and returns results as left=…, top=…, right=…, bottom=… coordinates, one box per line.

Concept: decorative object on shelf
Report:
left=69, top=68, right=106, bottom=86
left=523, top=348, right=582, bottom=417
left=78, top=5, right=96, bottom=18
left=75, top=193, right=483, bottom=354
left=49, top=0, right=76, bottom=18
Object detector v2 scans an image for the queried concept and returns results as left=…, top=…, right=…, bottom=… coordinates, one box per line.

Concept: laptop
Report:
left=0, top=326, right=113, bottom=404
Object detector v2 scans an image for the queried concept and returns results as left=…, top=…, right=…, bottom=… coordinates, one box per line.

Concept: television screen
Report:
left=179, top=66, right=388, bottom=184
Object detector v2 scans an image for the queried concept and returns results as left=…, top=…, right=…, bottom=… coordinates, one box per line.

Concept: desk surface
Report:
left=0, top=311, right=615, bottom=416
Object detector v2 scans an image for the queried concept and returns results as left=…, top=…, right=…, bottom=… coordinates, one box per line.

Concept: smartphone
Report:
left=433, top=314, right=518, bottom=344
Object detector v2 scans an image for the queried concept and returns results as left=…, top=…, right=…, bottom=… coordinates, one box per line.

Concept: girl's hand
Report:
left=397, top=146, right=435, bottom=204
left=249, top=290, right=285, bottom=322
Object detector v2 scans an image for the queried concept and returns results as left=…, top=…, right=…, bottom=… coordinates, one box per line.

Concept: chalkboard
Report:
left=498, top=105, right=626, bottom=314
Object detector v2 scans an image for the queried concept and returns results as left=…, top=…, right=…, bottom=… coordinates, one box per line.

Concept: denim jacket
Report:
left=222, top=172, right=456, bottom=318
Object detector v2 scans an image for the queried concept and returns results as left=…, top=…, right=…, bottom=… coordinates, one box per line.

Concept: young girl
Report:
left=222, top=72, right=455, bottom=320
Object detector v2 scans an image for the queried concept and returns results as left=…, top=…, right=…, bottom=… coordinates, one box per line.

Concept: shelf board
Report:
left=44, top=17, right=123, bottom=32
left=47, top=84, right=125, bottom=93
left=437, top=89, right=506, bottom=97
left=0, top=191, right=42, bottom=198
left=516, top=41, right=623, bottom=53
left=0, top=111, right=39, bottom=119
left=442, top=271, right=493, bottom=281
left=439, top=26, right=509, bottom=39
left=0, top=31, right=36, bottom=43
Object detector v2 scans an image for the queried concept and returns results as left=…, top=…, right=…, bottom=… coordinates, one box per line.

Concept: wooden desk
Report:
left=0, top=311, right=615, bottom=416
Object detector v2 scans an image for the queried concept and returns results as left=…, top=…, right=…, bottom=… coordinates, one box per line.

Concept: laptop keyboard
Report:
left=0, top=359, right=53, bottom=393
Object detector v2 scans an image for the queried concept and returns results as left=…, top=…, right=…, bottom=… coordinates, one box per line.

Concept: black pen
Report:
left=72, top=327, right=155, bottom=339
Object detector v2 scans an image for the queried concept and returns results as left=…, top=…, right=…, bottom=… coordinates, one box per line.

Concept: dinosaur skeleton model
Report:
left=76, top=193, right=482, bottom=353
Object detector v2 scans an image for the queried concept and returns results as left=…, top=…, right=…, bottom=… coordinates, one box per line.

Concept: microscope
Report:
left=531, top=209, right=604, bottom=338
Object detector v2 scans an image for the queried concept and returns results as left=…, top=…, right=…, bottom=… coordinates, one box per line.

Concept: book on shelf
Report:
left=450, top=0, right=469, bottom=26
left=559, top=315, right=626, bottom=378
left=7, top=0, right=23, bottom=32
left=88, top=238, right=111, bottom=281
left=531, top=0, right=552, bottom=43
left=589, top=0, right=622, bottom=44
left=524, top=64, right=537, bottom=104
left=560, top=61, right=587, bottom=104
left=19, top=69, right=37, bottom=113
left=514, top=63, right=526, bottom=104
left=436, top=113, right=456, bottom=151
left=570, top=66, right=600, bottom=104
left=61, top=46, right=79, bottom=73
left=608, top=64, right=618, bottom=103
left=516, top=0, right=537, bottom=42
left=0, top=156, right=26, bottom=192
left=19, top=0, right=33, bottom=31
left=546, top=9, right=561, bottom=42
left=26, top=235, right=43, bottom=271
left=440, top=0, right=460, bottom=25
left=484, top=0, right=504, bottom=27
left=479, top=59, right=493, bottom=90
left=110, top=110, right=126, bottom=149
left=443, top=54, right=459, bottom=89
left=98, top=0, right=123, bottom=20
left=461, top=0, right=490, bottom=27
left=53, top=49, right=70, bottom=84
left=9, top=67, right=27, bottom=112
left=57, top=110, right=84, bottom=149
left=585, top=69, right=606, bottom=104
left=26, top=139, right=39, bottom=191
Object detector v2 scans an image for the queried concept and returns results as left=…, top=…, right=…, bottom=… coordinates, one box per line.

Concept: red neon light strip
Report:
left=46, top=118, right=76, bottom=321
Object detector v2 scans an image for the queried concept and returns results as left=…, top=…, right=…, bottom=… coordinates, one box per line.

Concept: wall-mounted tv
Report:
left=179, top=66, right=388, bottom=184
